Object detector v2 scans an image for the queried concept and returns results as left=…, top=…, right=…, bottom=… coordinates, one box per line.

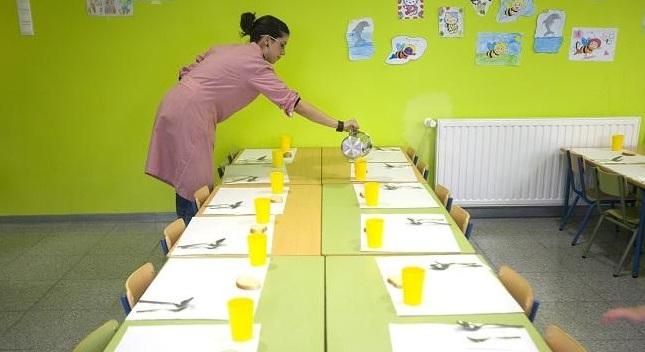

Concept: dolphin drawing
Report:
left=352, top=21, right=370, bottom=46
left=542, top=13, right=562, bottom=36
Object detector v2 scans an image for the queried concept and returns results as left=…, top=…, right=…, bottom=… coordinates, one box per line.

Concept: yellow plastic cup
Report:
left=280, top=135, right=292, bottom=152
left=365, top=218, right=384, bottom=248
left=272, top=149, right=284, bottom=168
left=227, top=297, right=254, bottom=341
left=611, top=134, right=624, bottom=151
left=247, top=232, right=267, bottom=266
left=364, top=182, right=380, bottom=206
left=254, top=197, right=270, bottom=224
left=402, top=266, right=425, bottom=306
left=355, top=158, right=367, bottom=181
left=270, top=171, right=284, bottom=194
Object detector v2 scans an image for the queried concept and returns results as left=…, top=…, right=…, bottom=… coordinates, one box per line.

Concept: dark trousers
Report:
left=175, top=193, right=197, bottom=225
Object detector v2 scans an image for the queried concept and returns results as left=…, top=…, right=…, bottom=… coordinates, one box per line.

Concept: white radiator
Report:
left=434, top=117, right=641, bottom=206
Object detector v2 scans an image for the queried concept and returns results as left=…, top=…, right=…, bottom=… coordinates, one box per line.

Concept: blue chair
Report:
left=159, top=218, right=186, bottom=256
left=119, top=263, right=156, bottom=315
left=560, top=152, right=616, bottom=246
left=498, top=265, right=540, bottom=322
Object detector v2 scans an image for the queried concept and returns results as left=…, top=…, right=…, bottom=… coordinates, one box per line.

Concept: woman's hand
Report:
left=344, top=119, right=360, bottom=132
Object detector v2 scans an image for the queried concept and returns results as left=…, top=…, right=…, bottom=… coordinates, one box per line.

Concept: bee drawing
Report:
left=389, top=43, right=417, bottom=60
left=504, top=0, right=523, bottom=17
left=486, top=42, right=507, bottom=58
left=575, top=37, right=602, bottom=55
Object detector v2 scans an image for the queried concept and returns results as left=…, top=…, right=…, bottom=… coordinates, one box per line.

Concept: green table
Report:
left=104, top=256, right=324, bottom=352
left=322, top=184, right=475, bottom=255
left=325, top=256, right=551, bottom=352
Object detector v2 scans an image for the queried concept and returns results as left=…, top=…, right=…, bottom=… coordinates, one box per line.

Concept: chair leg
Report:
left=559, top=195, right=580, bottom=231
left=571, top=203, right=596, bottom=246
left=582, top=215, right=605, bottom=258
left=613, top=229, right=639, bottom=277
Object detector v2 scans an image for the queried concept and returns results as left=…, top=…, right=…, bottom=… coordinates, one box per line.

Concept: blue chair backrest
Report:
left=159, top=238, right=169, bottom=256
left=528, top=299, right=541, bottom=322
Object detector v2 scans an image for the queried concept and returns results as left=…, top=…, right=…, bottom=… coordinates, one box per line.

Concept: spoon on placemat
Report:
left=457, top=320, right=524, bottom=331
left=429, top=262, right=483, bottom=270
left=207, top=201, right=243, bottom=209
left=177, top=238, right=226, bottom=249
left=138, top=297, right=194, bottom=308
left=467, top=335, right=521, bottom=343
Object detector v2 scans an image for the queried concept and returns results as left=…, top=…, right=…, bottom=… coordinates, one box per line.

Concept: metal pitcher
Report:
left=340, top=130, right=372, bottom=160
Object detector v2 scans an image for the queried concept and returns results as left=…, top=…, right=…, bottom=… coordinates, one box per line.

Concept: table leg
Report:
left=631, top=188, right=645, bottom=278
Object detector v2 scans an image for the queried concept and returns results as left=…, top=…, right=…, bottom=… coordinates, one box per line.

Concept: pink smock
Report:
left=145, top=42, right=299, bottom=199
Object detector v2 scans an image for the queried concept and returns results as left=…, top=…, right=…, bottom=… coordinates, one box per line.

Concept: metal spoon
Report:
left=430, top=262, right=483, bottom=270
left=226, top=175, right=259, bottom=183
left=406, top=217, right=450, bottom=226
left=384, top=184, right=423, bottom=190
left=177, top=238, right=226, bottom=249
left=467, top=335, right=521, bottom=343
left=384, top=163, right=408, bottom=169
left=207, top=201, right=243, bottom=209
left=138, top=296, right=194, bottom=308
left=457, top=320, right=524, bottom=331
left=135, top=305, right=189, bottom=313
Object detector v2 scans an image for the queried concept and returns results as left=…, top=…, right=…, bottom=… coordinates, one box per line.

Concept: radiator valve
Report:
left=424, top=118, right=437, bottom=128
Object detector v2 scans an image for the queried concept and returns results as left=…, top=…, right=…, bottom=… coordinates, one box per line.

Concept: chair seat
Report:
left=606, top=207, right=641, bottom=225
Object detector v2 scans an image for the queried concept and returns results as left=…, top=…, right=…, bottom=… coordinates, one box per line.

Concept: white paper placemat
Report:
left=233, top=148, right=297, bottom=165
left=389, top=323, right=538, bottom=352
left=127, top=258, right=269, bottom=321
left=351, top=163, right=419, bottom=182
left=222, top=164, right=290, bottom=185
left=360, top=214, right=461, bottom=253
left=570, top=148, right=645, bottom=164
left=602, top=164, right=645, bottom=183
left=115, top=324, right=261, bottom=352
left=353, top=183, right=439, bottom=208
left=358, top=147, right=409, bottom=163
left=375, top=255, right=524, bottom=316
left=170, top=216, right=275, bottom=257
left=202, top=187, right=289, bottom=215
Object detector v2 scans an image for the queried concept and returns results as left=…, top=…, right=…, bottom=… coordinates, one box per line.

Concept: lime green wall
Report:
left=1, top=0, right=644, bottom=215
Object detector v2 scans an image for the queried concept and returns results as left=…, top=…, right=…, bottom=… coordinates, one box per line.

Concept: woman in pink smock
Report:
left=145, top=12, right=359, bottom=224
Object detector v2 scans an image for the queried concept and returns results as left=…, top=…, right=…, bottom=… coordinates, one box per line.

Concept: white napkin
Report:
left=233, top=148, right=297, bottom=164
left=353, top=183, right=439, bottom=208
left=351, top=163, right=419, bottom=182
left=203, top=187, right=289, bottom=215
left=360, top=214, right=461, bottom=253
left=170, top=216, right=275, bottom=257
left=115, top=324, right=261, bottom=352
left=222, top=164, right=290, bottom=185
left=127, top=258, right=269, bottom=321
left=389, top=323, right=538, bottom=352
left=375, top=255, right=524, bottom=316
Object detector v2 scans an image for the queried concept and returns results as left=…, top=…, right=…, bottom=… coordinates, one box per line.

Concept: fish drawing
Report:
left=351, top=21, right=370, bottom=46
left=542, top=13, right=562, bottom=36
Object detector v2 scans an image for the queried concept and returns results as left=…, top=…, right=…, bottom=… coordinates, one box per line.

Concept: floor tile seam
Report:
left=0, top=310, right=30, bottom=337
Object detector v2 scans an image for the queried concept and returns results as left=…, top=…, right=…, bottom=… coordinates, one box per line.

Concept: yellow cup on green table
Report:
left=355, top=158, right=367, bottom=181
left=402, top=266, right=425, bottom=306
left=611, top=134, right=624, bottom=151
left=272, top=149, right=284, bottom=168
left=247, top=232, right=267, bottom=266
left=254, top=197, right=270, bottom=224
left=365, top=218, right=384, bottom=248
left=364, top=182, right=380, bottom=206
left=280, top=135, right=292, bottom=152
left=270, top=171, right=284, bottom=194
left=227, top=297, right=254, bottom=341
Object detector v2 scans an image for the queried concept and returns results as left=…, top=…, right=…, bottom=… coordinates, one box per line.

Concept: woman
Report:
left=145, top=12, right=359, bottom=224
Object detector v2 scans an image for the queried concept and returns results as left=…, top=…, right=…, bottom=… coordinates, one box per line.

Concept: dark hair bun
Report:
left=240, top=12, right=256, bottom=37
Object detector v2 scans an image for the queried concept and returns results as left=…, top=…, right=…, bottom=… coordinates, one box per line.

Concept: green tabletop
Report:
left=325, top=256, right=551, bottom=352
left=322, top=184, right=475, bottom=255
left=104, top=256, right=324, bottom=352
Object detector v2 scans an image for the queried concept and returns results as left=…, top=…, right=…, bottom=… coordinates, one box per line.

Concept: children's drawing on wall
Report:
left=398, top=0, right=425, bottom=20
left=569, top=28, right=618, bottom=62
left=87, top=0, right=133, bottom=16
left=439, top=7, right=464, bottom=38
left=534, top=10, right=565, bottom=53
left=475, top=33, right=522, bottom=66
left=496, top=0, right=535, bottom=23
left=386, top=36, right=427, bottom=65
left=347, top=18, right=374, bottom=61
left=469, top=0, right=493, bottom=16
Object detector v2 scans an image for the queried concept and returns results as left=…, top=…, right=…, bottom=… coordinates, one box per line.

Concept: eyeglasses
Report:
left=264, top=35, right=287, bottom=50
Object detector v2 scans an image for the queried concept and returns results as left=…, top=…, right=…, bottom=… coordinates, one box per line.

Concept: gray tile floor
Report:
left=0, top=215, right=644, bottom=351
